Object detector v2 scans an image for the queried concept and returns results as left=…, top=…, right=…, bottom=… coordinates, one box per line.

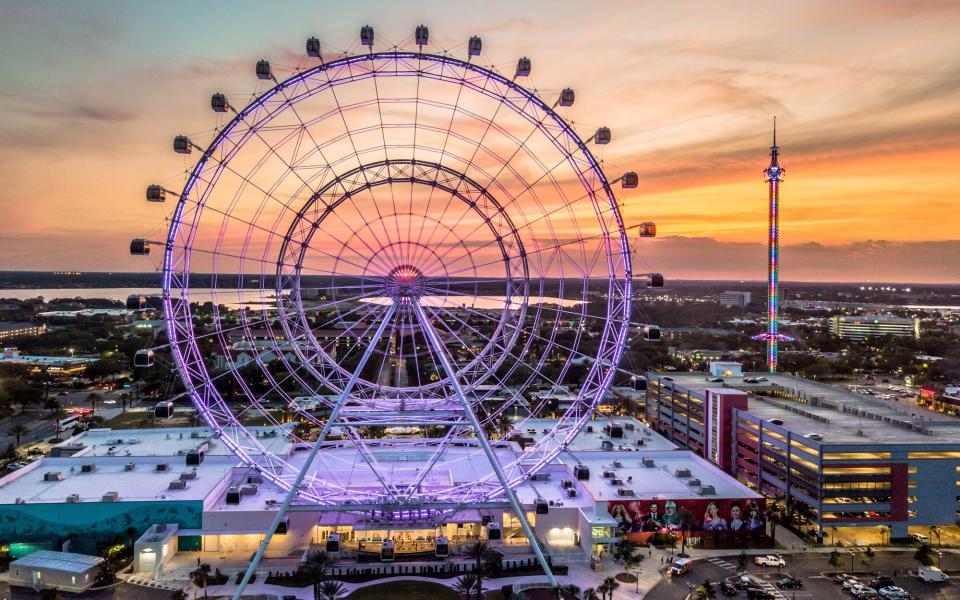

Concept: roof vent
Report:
left=617, top=487, right=635, bottom=497
left=102, top=491, right=119, bottom=502
left=688, top=478, right=701, bottom=487
left=698, top=485, right=716, bottom=495
left=240, top=484, right=258, bottom=496
left=180, top=470, right=198, bottom=480
left=642, top=458, right=655, bottom=467
left=124, top=462, right=136, bottom=471
left=66, top=493, right=80, bottom=503
left=44, top=471, right=64, bottom=482
left=566, top=488, right=577, bottom=498
left=80, top=463, right=96, bottom=473
left=246, top=474, right=263, bottom=484
left=675, top=468, right=691, bottom=478
left=169, top=479, right=187, bottom=490
left=155, top=462, right=170, bottom=472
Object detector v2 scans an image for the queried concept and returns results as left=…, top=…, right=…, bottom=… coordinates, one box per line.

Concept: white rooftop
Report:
left=54, top=426, right=289, bottom=457
left=517, top=417, right=677, bottom=452
left=10, top=550, right=103, bottom=573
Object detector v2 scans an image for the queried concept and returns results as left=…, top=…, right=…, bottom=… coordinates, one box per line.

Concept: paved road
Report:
left=0, top=581, right=175, bottom=600
left=648, top=552, right=960, bottom=599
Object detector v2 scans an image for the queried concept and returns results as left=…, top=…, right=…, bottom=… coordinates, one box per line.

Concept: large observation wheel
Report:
left=156, top=47, right=633, bottom=509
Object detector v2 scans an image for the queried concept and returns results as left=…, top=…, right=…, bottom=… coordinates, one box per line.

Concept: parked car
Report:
left=776, top=575, right=803, bottom=589
left=878, top=586, right=911, bottom=599
left=720, top=580, right=738, bottom=596
left=841, top=576, right=861, bottom=589
left=754, top=554, right=786, bottom=567
left=869, top=577, right=895, bottom=589
left=909, top=533, right=929, bottom=544
left=850, top=584, right=879, bottom=599
left=746, top=588, right=775, bottom=600
left=734, top=574, right=756, bottom=590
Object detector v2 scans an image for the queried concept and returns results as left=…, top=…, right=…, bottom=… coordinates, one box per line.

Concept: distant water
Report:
left=0, top=288, right=582, bottom=311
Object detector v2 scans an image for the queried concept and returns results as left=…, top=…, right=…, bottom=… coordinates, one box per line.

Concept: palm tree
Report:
left=597, top=581, right=610, bottom=600
left=454, top=573, right=478, bottom=599
left=87, top=392, right=102, bottom=414
left=582, top=588, right=600, bottom=600
left=930, top=525, right=942, bottom=547
left=602, top=576, right=620, bottom=600
left=563, top=584, right=581, bottom=598
left=677, top=507, right=696, bottom=556
left=465, top=541, right=496, bottom=599
left=8, top=423, right=28, bottom=448
left=300, top=549, right=330, bottom=600
left=319, top=580, right=346, bottom=600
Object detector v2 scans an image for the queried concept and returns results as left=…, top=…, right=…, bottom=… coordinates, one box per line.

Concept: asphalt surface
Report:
left=647, top=552, right=959, bottom=599
left=0, top=581, right=175, bottom=599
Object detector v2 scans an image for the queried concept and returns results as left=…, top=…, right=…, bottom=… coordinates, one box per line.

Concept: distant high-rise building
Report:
left=829, top=315, right=920, bottom=341
left=718, top=291, right=751, bottom=307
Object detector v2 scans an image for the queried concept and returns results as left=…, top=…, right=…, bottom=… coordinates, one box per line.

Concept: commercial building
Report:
left=646, top=366, right=960, bottom=540
left=0, top=322, right=45, bottom=341
left=7, top=550, right=103, bottom=593
left=718, top=291, right=751, bottom=308
left=0, top=347, right=96, bottom=377
left=0, top=419, right=760, bottom=580
left=829, top=315, right=920, bottom=340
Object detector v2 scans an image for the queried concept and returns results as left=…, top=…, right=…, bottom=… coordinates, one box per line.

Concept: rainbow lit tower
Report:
left=753, top=117, right=791, bottom=372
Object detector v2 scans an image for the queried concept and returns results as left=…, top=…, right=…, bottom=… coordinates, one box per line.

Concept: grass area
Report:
left=101, top=409, right=196, bottom=429
left=346, top=581, right=459, bottom=600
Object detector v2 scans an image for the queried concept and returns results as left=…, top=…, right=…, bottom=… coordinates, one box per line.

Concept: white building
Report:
left=718, top=291, right=751, bottom=307
left=8, top=550, right=103, bottom=593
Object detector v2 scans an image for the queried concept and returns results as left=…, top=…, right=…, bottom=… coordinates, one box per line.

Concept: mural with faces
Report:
left=607, top=497, right=766, bottom=541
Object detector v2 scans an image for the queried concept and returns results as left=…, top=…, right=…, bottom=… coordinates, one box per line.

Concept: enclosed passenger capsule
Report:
left=360, top=25, right=374, bottom=47
left=594, top=127, right=612, bottom=144
left=130, top=239, right=150, bottom=256
left=146, top=185, right=166, bottom=203
left=415, top=24, right=429, bottom=46
left=134, top=349, right=155, bottom=368
left=515, top=57, right=532, bottom=77
left=574, top=464, right=590, bottom=480
left=126, top=294, right=147, bottom=311
left=173, top=135, right=192, bottom=154
left=621, top=172, right=639, bottom=189
left=325, top=533, right=341, bottom=553
left=211, top=92, right=229, bottom=112
left=647, top=272, right=664, bottom=287
left=559, top=88, right=575, bottom=107
left=486, top=522, right=502, bottom=541
left=638, top=221, right=657, bottom=238
left=468, top=36, right=482, bottom=56
left=435, top=536, right=449, bottom=559
left=535, top=498, right=549, bottom=515
left=306, top=37, right=322, bottom=58
left=256, top=59, right=272, bottom=80
left=643, top=325, right=662, bottom=342
left=380, top=540, right=395, bottom=562
left=154, top=401, right=175, bottom=420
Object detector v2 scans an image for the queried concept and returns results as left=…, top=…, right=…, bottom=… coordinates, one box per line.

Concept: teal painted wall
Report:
left=0, top=501, right=203, bottom=553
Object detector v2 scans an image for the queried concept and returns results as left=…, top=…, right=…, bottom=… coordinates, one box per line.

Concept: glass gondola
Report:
left=486, top=522, right=502, bottom=541
left=134, top=349, right=155, bottom=367
left=435, top=536, right=449, bottom=559
left=643, top=325, right=662, bottom=342
left=380, top=539, right=395, bottom=562
left=126, top=294, right=147, bottom=311
left=325, top=533, right=341, bottom=553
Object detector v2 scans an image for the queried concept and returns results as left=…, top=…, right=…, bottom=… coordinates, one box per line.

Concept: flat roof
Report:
left=653, top=371, right=960, bottom=445
left=54, top=426, right=290, bottom=458
left=557, top=450, right=761, bottom=502
left=517, top=417, right=677, bottom=452
left=0, top=455, right=236, bottom=504
left=11, top=550, right=103, bottom=573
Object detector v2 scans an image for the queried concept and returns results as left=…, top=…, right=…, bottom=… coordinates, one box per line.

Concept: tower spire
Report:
left=769, top=116, right=780, bottom=168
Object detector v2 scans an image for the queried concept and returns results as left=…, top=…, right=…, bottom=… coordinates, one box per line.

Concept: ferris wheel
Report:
left=132, top=24, right=650, bottom=592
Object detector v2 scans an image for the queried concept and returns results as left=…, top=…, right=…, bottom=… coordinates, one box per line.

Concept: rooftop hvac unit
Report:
left=180, top=470, right=197, bottom=480
left=698, top=485, right=716, bottom=495
left=561, top=479, right=574, bottom=489
left=186, top=449, right=205, bottom=465
left=155, top=462, right=170, bottom=472
left=226, top=487, right=241, bottom=505
left=246, top=474, right=263, bottom=484
left=613, top=460, right=623, bottom=468
left=675, top=468, right=691, bottom=478
left=80, top=463, right=96, bottom=473
left=625, top=422, right=636, bottom=431
left=124, top=462, right=136, bottom=471
left=240, top=484, right=258, bottom=496
left=190, top=431, right=202, bottom=439
left=102, top=491, right=119, bottom=502
left=601, top=440, right=614, bottom=450
left=566, top=487, right=577, bottom=498
left=642, top=458, right=655, bottom=467
left=688, top=478, right=701, bottom=486
left=574, top=464, right=590, bottom=480
left=530, top=472, right=550, bottom=481
left=169, top=479, right=187, bottom=490
left=610, top=477, right=624, bottom=486
left=617, top=487, right=635, bottom=497
left=44, top=471, right=64, bottom=482
left=66, top=493, right=80, bottom=503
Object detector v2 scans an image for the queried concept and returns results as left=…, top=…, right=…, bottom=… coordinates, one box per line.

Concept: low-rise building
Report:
left=0, top=322, right=45, bottom=340
left=718, top=291, right=751, bottom=307
left=7, top=550, right=103, bottom=593
left=829, top=315, right=919, bottom=340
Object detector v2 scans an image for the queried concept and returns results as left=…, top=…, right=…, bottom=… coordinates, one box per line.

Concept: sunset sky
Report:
left=1, top=0, right=958, bottom=282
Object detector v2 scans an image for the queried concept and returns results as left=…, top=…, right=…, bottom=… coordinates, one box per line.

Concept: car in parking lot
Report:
left=776, top=575, right=803, bottom=589
left=868, top=576, right=895, bottom=590
left=850, top=583, right=879, bottom=599
left=754, top=554, right=786, bottom=567
left=908, top=533, right=929, bottom=544
left=719, top=580, right=738, bottom=596
left=839, top=575, right=860, bottom=589
left=877, top=586, right=912, bottom=599
left=745, top=588, right=775, bottom=599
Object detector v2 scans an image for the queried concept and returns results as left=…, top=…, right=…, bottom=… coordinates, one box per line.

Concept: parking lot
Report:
left=647, top=551, right=959, bottom=599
